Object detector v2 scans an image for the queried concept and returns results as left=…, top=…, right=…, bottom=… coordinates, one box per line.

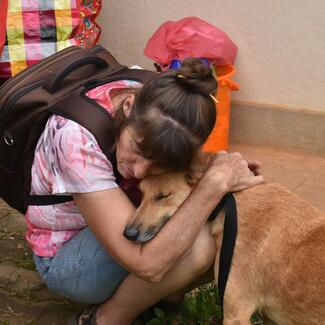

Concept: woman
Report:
left=27, top=58, right=263, bottom=324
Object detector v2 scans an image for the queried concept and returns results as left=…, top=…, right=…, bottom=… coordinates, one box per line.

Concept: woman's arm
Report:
left=73, top=152, right=264, bottom=282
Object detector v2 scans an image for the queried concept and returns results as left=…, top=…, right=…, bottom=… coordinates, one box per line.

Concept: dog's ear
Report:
left=186, top=151, right=216, bottom=186
left=185, top=171, right=203, bottom=186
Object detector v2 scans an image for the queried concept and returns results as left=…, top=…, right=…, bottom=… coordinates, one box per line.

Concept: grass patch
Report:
left=134, top=283, right=222, bottom=325
left=134, top=283, right=264, bottom=325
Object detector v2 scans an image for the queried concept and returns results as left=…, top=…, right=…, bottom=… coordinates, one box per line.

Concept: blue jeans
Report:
left=33, top=227, right=129, bottom=304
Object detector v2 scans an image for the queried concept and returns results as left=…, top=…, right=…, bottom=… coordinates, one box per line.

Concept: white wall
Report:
left=98, top=0, right=325, bottom=113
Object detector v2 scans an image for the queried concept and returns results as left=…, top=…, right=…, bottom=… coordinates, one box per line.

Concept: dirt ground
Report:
left=0, top=199, right=83, bottom=325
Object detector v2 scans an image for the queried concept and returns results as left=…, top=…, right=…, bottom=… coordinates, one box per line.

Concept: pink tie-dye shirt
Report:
left=26, top=80, right=141, bottom=257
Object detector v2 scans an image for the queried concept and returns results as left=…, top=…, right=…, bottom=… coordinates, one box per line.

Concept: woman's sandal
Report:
left=67, top=304, right=99, bottom=325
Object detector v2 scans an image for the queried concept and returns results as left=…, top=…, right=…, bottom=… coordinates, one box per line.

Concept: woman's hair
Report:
left=118, top=58, right=217, bottom=171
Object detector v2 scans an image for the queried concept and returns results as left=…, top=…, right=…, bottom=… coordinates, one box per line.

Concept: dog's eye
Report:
left=154, top=192, right=171, bottom=201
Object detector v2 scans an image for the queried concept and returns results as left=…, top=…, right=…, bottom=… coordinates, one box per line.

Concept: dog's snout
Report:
left=123, top=225, right=140, bottom=241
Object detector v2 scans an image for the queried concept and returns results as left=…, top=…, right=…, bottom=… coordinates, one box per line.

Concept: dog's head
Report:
left=123, top=152, right=213, bottom=242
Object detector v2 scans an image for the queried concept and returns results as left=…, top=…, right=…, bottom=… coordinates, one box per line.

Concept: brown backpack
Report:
left=0, top=45, right=156, bottom=213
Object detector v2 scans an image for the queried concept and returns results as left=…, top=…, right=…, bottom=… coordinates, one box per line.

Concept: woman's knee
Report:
left=46, top=264, right=129, bottom=304
left=46, top=278, right=114, bottom=304
left=39, top=228, right=129, bottom=304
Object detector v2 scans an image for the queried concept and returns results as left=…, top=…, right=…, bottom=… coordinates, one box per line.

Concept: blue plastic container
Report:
left=169, top=58, right=209, bottom=70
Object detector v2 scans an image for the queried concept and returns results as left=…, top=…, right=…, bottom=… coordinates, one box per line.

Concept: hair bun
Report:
left=176, top=58, right=217, bottom=95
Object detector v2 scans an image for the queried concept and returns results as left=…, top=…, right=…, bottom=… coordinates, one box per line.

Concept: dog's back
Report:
left=223, top=183, right=325, bottom=324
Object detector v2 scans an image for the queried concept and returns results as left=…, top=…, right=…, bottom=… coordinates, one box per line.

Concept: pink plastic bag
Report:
left=144, top=17, right=237, bottom=69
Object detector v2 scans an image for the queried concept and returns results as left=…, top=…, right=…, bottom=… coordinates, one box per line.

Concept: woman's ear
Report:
left=122, top=93, right=136, bottom=117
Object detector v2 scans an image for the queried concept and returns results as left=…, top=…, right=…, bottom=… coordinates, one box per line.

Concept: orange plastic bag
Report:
left=202, top=65, right=240, bottom=152
left=144, top=16, right=237, bottom=69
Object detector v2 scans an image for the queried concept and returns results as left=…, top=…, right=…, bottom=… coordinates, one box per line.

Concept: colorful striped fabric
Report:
left=0, top=0, right=102, bottom=79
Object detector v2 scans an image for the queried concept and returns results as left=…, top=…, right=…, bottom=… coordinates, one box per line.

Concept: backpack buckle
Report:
left=4, top=131, right=14, bottom=146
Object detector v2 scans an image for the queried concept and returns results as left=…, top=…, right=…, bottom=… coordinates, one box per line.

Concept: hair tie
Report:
left=210, top=94, right=219, bottom=104
left=177, top=74, right=186, bottom=79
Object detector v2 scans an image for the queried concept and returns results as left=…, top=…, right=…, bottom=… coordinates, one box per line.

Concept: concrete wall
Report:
left=97, top=0, right=325, bottom=113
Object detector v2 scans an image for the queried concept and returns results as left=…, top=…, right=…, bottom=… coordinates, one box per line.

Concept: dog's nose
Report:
left=123, top=225, right=139, bottom=241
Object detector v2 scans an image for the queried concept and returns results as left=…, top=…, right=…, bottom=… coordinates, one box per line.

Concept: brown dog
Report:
left=125, top=154, right=325, bottom=324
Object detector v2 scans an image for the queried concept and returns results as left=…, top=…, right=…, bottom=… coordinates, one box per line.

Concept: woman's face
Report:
left=116, top=126, right=164, bottom=179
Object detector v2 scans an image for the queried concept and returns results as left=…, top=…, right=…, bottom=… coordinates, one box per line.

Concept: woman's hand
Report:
left=199, top=151, right=264, bottom=193
left=246, top=158, right=262, bottom=176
